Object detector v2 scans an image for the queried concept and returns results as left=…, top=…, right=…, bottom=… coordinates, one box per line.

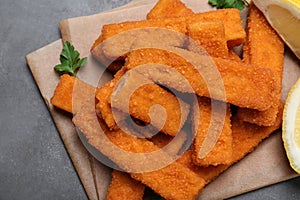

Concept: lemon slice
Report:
left=253, top=0, right=300, bottom=59
left=282, top=78, right=300, bottom=174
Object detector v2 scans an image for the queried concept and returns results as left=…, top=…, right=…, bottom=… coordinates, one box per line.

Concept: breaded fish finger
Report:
left=73, top=106, right=206, bottom=200
left=110, top=70, right=190, bottom=137
left=106, top=170, right=145, bottom=200
left=192, top=97, right=232, bottom=167
left=125, top=48, right=276, bottom=111
left=177, top=103, right=283, bottom=184
left=50, top=74, right=95, bottom=114
left=147, top=0, right=194, bottom=19
left=185, top=9, right=245, bottom=47
left=187, top=21, right=229, bottom=59
left=91, top=9, right=245, bottom=63
left=96, top=68, right=126, bottom=130
left=131, top=162, right=205, bottom=200
left=237, top=4, right=284, bottom=126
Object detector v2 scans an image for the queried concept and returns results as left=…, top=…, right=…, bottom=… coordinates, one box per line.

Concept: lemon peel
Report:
left=253, top=0, right=300, bottom=59
left=283, top=78, right=300, bottom=174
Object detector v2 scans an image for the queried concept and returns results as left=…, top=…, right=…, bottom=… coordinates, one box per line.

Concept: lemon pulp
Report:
left=253, top=0, right=300, bottom=59
left=295, top=104, right=300, bottom=148
left=268, top=4, right=300, bottom=58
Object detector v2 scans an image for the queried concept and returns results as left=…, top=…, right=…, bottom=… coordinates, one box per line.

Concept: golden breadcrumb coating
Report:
left=125, top=48, right=277, bottom=111
left=91, top=9, right=245, bottom=64
left=147, top=0, right=194, bottom=19
left=192, top=97, right=232, bottom=166
left=187, top=21, right=229, bottom=59
left=50, top=74, right=95, bottom=114
left=177, top=103, right=283, bottom=184
left=237, top=4, right=284, bottom=126
left=106, top=170, right=145, bottom=200
left=73, top=106, right=206, bottom=200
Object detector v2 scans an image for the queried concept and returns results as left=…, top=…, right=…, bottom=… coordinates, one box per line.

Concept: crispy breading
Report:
left=91, top=9, right=245, bottom=63
left=106, top=170, right=145, bottom=200
left=96, top=68, right=126, bottom=130
left=148, top=2, right=231, bottom=59
left=50, top=74, right=95, bottom=114
left=177, top=103, right=283, bottom=184
left=237, top=4, right=284, bottom=126
left=51, top=70, right=189, bottom=137
left=96, top=66, right=190, bottom=136
left=73, top=100, right=169, bottom=170
left=177, top=150, right=227, bottom=183
left=125, top=48, right=276, bottom=111
left=131, top=162, right=205, bottom=200
left=228, top=104, right=284, bottom=164
left=90, top=36, right=124, bottom=73
left=122, top=84, right=189, bottom=137
left=243, top=4, right=284, bottom=76
left=192, top=97, right=232, bottom=167
left=150, top=131, right=188, bottom=156
left=72, top=104, right=206, bottom=200
left=184, top=8, right=245, bottom=47
left=187, top=21, right=229, bottom=59
left=110, top=70, right=190, bottom=137
left=91, top=18, right=187, bottom=61
left=96, top=79, right=118, bottom=129
left=147, top=0, right=194, bottom=19
left=242, top=39, right=250, bottom=63
left=50, top=74, right=75, bottom=113
left=50, top=69, right=123, bottom=130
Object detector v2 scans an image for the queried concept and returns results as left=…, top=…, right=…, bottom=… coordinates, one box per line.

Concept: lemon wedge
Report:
left=282, top=78, right=300, bottom=174
left=253, top=0, right=300, bottom=59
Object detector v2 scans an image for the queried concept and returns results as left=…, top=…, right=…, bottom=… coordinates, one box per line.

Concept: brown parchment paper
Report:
left=26, top=0, right=300, bottom=199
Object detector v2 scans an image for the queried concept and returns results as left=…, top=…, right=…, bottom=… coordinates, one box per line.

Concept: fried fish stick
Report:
left=131, top=161, right=205, bottom=200
left=186, top=9, right=245, bottom=47
left=106, top=170, right=145, bottom=200
left=125, top=48, right=276, bottom=111
left=177, top=150, right=227, bottom=183
left=111, top=72, right=190, bottom=136
left=50, top=77, right=147, bottom=200
left=73, top=106, right=206, bottom=200
left=147, top=0, right=194, bottom=19
left=50, top=74, right=95, bottom=114
left=187, top=21, right=229, bottom=58
left=148, top=1, right=230, bottom=58
left=97, top=69, right=190, bottom=136
left=96, top=68, right=126, bottom=130
left=91, top=17, right=187, bottom=62
left=91, top=9, right=245, bottom=62
left=148, top=3, right=244, bottom=47
left=178, top=103, right=283, bottom=184
left=50, top=70, right=125, bottom=130
left=193, top=97, right=232, bottom=166
left=237, top=4, right=284, bottom=126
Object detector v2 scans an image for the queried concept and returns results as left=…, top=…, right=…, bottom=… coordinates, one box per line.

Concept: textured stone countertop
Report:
left=0, top=0, right=299, bottom=199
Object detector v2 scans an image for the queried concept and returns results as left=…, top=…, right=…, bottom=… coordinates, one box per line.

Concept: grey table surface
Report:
left=0, top=0, right=299, bottom=199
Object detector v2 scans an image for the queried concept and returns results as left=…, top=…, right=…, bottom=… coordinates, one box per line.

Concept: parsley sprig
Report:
left=54, top=41, right=87, bottom=77
left=209, top=0, right=249, bottom=10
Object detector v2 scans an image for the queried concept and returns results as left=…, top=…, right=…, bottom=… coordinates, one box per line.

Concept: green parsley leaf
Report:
left=54, top=41, right=87, bottom=77
left=209, top=0, right=218, bottom=7
left=208, top=0, right=249, bottom=10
